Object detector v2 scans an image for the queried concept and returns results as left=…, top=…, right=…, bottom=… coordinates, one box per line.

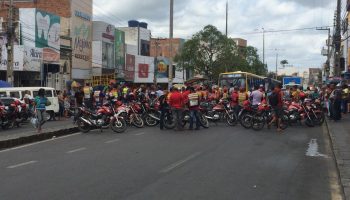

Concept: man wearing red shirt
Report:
left=169, top=87, right=184, bottom=131
left=230, top=86, right=240, bottom=115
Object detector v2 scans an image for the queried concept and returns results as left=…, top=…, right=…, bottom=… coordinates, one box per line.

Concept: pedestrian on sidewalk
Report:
left=169, top=87, right=184, bottom=131
left=57, top=91, right=64, bottom=120
left=342, top=84, right=349, bottom=114
left=330, top=84, right=342, bottom=121
left=34, top=88, right=51, bottom=133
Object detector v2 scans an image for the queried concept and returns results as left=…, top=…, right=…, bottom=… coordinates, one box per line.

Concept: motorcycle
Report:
left=201, top=99, right=237, bottom=126
left=76, top=101, right=127, bottom=133
left=117, top=101, right=145, bottom=128
left=250, top=102, right=288, bottom=131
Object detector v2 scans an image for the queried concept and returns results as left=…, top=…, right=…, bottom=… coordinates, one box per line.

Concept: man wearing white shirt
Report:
left=250, top=85, right=265, bottom=106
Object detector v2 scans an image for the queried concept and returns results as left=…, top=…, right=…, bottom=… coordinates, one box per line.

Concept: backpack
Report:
left=269, top=92, right=279, bottom=106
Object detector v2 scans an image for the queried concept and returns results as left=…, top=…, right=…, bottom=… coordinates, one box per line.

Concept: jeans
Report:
left=333, top=99, right=342, bottom=120
left=172, top=108, right=183, bottom=130
left=159, top=109, right=168, bottom=129
left=189, top=110, right=200, bottom=129
left=37, top=109, right=47, bottom=129
left=341, top=99, right=348, bottom=114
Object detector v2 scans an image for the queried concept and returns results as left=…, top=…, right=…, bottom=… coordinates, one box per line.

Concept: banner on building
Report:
left=125, top=54, right=135, bottom=81
left=156, top=57, right=169, bottom=78
left=35, top=9, right=60, bottom=63
left=115, top=30, right=125, bottom=74
left=138, top=64, right=149, bottom=78
left=23, top=46, right=42, bottom=71
left=71, top=0, right=92, bottom=75
left=0, top=35, right=8, bottom=71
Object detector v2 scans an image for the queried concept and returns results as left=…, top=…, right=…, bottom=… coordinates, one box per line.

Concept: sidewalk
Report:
left=0, top=120, right=78, bottom=150
left=326, top=114, right=350, bottom=199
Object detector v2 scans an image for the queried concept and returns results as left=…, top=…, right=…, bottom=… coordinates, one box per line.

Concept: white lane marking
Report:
left=104, top=138, right=120, bottom=144
left=306, top=139, right=329, bottom=158
left=134, top=132, right=145, bottom=136
left=0, top=132, right=82, bottom=154
left=160, top=152, right=201, bottom=173
left=7, top=160, right=37, bottom=169
left=66, top=147, right=86, bottom=154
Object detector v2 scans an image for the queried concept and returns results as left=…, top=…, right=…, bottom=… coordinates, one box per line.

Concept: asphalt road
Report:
left=0, top=123, right=343, bottom=200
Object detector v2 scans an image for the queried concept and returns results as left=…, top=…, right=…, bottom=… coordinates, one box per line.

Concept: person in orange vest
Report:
left=238, top=87, right=248, bottom=106
left=83, top=83, right=93, bottom=109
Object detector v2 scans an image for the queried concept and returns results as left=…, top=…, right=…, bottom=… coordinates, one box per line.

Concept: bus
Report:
left=218, top=71, right=280, bottom=92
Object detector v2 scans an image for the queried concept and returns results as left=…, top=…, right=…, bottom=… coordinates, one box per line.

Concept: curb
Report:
left=325, top=119, right=347, bottom=200
left=0, top=127, right=79, bottom=150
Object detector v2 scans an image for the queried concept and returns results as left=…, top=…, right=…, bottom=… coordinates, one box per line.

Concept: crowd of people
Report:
left=55, top=80, right=349, bottom=133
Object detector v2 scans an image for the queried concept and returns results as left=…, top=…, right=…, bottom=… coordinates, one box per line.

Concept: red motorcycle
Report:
left=76, top=100, right=127, bottom=133
left=116, top=101, right=144, bottom=128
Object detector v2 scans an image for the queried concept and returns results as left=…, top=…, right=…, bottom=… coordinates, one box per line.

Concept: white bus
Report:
left=0, top=87, right=59, bottom=120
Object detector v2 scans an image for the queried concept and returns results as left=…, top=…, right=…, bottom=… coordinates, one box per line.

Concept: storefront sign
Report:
left=138, top=64, right=149, bottom=78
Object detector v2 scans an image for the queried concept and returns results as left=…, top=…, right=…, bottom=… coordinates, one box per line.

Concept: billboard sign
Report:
left=35, top=9, right=60, bottom=63
left=156, top=57, right=169, bottom=78
left=23, top=46, right=42, bottom=71
left=125, top=54, right=135, bottom=81
left=115, top=29, right=125, bottom=74
left=138, top=64, right=149, bottom=78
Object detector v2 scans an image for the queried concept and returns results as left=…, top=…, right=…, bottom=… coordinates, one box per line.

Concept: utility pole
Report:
left=7, top=0, right=14, bottom=86
left=168, top=0, right=174, bottom=89
left=224, top=0, right=228, bottom=72
left=153, top=38, right=160, bottom=85
left=275, top=52, right=278, bottom=79
left=262, top=27, right=265, bottom=67
left=225, top=0, right=228, bottom=36
left=334, top=0, right=341, bottom=77
left=316, top=27, right=331, bottom=79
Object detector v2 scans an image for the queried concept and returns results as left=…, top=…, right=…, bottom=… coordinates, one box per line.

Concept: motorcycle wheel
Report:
left=240, top=113, right=252, bottom=129
left=305, top=117, right=314, bottom=127
left=164, top=114, right=176, bottom=129
left=313, top=112, right=325, bottom=126
left=199, top=113, right=209, bottom=128
left=226, top=112, right=238, bottom=126
left=132, top=115, right=144, bottom=128
left=77, top=118, right=91, bottom=133
left=251, top=115, right=265, bottom=131
left=280, top=115, right=289, bottom=130
left=111, top=118, right=127, bottom=133
left=144, top=111, right=159, bottom=127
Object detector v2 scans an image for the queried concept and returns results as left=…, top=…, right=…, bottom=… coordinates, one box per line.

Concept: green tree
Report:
left=175, top=25, right=266, bottom=81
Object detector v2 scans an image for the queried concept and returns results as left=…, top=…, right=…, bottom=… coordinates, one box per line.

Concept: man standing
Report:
left=159, top=90, right=169, bottom=130
left=230, top=86, right=240, bottom=115
left=187, top=87, right=201, bottom=130
left=169, top=87, right=184, bottom=131
left=83, top=83, right=93, bottom=109
left=250, top=85, right=265, bottom=106
left=342, top=84, right=349, bottom=114
left=268, top=84, right=284, bottom=132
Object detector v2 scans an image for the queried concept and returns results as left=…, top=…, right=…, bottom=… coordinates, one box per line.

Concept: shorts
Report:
left=272, top=106, right=283, bottom=118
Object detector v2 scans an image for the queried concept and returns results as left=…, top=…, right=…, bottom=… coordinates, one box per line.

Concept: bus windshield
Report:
left=219, top=73, right=246, bottom=89
left=220, top=77, right=246, bottom=89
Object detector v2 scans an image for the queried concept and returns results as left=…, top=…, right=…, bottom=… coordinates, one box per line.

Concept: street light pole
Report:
left=262, top=27, right=265, bottom=67
left=275, top=52, right=278, bottom=79
left=168, top=0, right=174, bottom=90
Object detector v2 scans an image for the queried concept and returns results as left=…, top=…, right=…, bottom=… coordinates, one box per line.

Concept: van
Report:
left=0, top=87, right=59, bottom=120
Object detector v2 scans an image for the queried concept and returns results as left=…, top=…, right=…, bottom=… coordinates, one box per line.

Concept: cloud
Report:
left=281, top=0, right=332, bottom=8
left=94, top=0, right=337, bottom=71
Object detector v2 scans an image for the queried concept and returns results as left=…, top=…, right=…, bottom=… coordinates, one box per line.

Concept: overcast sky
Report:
left=94, top=0, right=336, bottom=73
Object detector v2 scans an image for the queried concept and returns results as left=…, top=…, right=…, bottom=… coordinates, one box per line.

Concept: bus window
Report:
left=33, top=91, right=38, bottom=97
left=9, top=92, right=20, bottom=98
left=0, top=92, right=6, bottom=97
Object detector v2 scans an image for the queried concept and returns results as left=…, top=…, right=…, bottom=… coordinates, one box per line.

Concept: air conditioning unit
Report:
left=321, top=48, right=328, bottom=56
left=326, top=39, right=332, bottom=46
